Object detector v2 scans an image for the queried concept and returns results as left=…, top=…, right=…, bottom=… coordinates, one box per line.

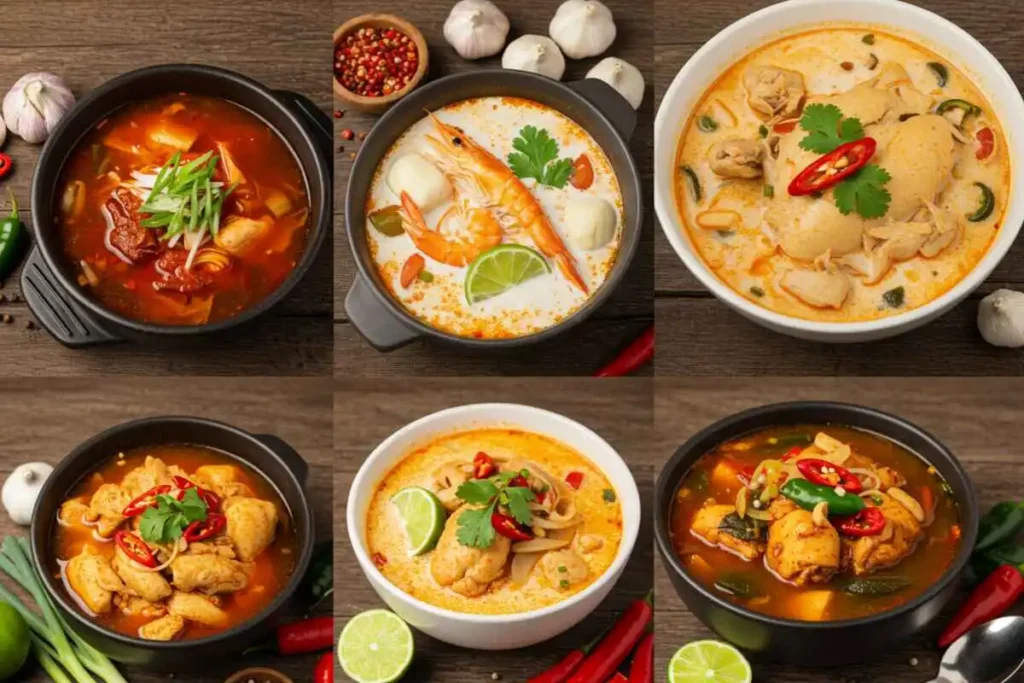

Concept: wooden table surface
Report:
left=333, top=0, right=654, bottom=376
left=0, top=1, right=334, bottom=376
left=654, top=377, right=1024, bottom=683
left=334, top=378, right=654, bottom=681
left=653, top=0, right=1024, bottom=376
left=0, top=377, right=335, bottom=683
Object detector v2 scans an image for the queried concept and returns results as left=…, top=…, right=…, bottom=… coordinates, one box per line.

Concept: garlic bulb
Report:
left=444, top=0, right=510, bottom=60
left=0, top=114, right=6, bottom=148
left=502, top=35, right=566, bottom=80
left=549, top=0, right=617, bottom=59
left=2, top=73, right=75, bottom=144
left=586, top=57, right=645, bottom=109
left=2, top=463, right=53, bottom=526
left=978, top=288, right=1024, bottom=348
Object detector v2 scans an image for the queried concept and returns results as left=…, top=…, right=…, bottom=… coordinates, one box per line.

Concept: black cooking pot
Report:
left=654, top=401, right=979, bottom=666
left=345, top=69, right=642, bottom=351
left=30, top=417, right=315, bottom=669
left=22, top=64, right=332, bottom=347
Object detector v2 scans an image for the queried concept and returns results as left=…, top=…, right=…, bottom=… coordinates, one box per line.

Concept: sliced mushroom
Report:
left=707, top=139, right=765, bottom=179
left=743, top=66, right=805, bottom=119
left=780, top=268, right=851, bottom=309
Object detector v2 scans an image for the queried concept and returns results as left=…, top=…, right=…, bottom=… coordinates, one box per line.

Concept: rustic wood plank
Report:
left=333, top=0, right=654, bottom=375
left=0, top=0, right=334, bottom=375
left=653, top=0, right=1024, bottom=375
left=653, top=377, right=1024, bottom=682
left=334, top=378, right=655, bottom=680
left=0, top=377, right=335, bottom=683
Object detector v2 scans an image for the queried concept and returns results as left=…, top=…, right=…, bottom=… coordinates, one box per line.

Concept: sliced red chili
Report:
left=492, top=512, right=533, bottom=541
left=115, top=530, right=158, bottom=568
left=976, top=127, right=995, bottom=160
left=565, top=471, right=585, bottom=490
left=796, top=458, right=863, bottom=493
left=198, top=488, right=221, bottom=512
left=122, top=485, right=172, bottom=518
left=782, top=446, right=804, bottom=461
left=172, top=475, right=194, bottom=490
left=182, top=513, right=226, bottom=543
left=788, top=137, right=877, bottom=196
left=372, top=552, right=388, bottom=568
left=0, top=154, right=11, bottom=180
left=507, top=475, right=530, bottom=489
left=836, top=507, right=886, bottom=537
left=773, top=119, right=798, bottom=134
left=473, top=452, right=496, bottom=479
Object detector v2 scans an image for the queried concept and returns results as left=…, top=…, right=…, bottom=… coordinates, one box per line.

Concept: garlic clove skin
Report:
left=2, top=72, right=76, bottom=145
left=586, top=57, right=645, bottom=110
left=2, top=462, right=53, bottom=527
left=549, top=0, right=617, bottom=60
left=978, top=288, right=1024, bottom=348
left=502, top=35, right=566, bottom=81
left=444, top=0, right=510, bottom=60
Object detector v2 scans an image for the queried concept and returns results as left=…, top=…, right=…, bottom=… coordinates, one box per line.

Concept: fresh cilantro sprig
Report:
left=139, top=488, right=208, bottom=545
left=833, top=164, right=892, bottom=219
left=507, top=126, right=574, bottom=189
left=798, top=104, right=865, bottom=154
left=455, top=470, right=536, bottom=549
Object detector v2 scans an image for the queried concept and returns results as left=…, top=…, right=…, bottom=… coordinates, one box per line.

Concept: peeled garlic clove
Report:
left=586, top=57, right=645, bottom=110
left=549, top=0, right=617, bottom=60
left=2, top=72, right=75, bottom=144
left=978, top=288, right=1024, bottom=348
left=443, top=0, right=510, bottom=60
left=501, top=35, right=566, bottom=80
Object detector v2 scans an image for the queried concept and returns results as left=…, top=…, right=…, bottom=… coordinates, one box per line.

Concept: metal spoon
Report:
left=926, top=616, right=1024, bottom=683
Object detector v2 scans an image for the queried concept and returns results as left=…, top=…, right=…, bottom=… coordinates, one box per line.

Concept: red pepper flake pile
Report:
left=334, top=27, right=419, bottom=98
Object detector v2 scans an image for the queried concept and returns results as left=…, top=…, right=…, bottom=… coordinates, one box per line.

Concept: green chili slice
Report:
left=697, top=115, right=718, bottom=132
left=882, top=286, right=905, bottom=309
left=967, top=182, right=995, bottom=222
left=927, top=62, right=948, bottom=88
left=681, top=165, right=702, bottom=203
left=368, top=205, right=406, bottom=236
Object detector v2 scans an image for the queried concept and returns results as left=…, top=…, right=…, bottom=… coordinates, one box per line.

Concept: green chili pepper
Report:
left=882, top=286, right=905, bottom=309
left=368, top=205, right=405, bottom=237
left=927, top=62, right=949, bottom=88
left=842, top=577, right=911, bottom=596
left=697, top=115, right=718, bottom=132
left=303, top=542, right=334, bottom=613
left=967, top=182, right=995, bottom=222
left=975, top=501, right=1024, bottom=553
left=681, top=165, right=702, bottom=203
left=780, top=479, right=865, bottom=516
left=0, top=190, right=27, bottom=280
left=936, top=99, right=981, bottom=127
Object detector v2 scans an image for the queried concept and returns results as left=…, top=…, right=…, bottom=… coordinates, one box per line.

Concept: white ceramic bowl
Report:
left=346, top=403, right=641, bottom=650
left=654, top=0, right=1024, bottom=342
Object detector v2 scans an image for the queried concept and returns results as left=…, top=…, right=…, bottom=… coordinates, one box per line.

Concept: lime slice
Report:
left=338, top=610, right=414, bottom=683
left=668, top=640, right=752, bottom=683
left=464, top=244, right=551, bottom=305
left=391, top=486, right=446, bottom=555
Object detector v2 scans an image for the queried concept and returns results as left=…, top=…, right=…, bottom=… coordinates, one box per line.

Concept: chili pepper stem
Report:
left=6, top=189, right=17, bottom=220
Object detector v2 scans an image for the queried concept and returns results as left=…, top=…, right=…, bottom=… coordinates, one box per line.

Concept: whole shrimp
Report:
left=423, top=113, right=589, bottom=293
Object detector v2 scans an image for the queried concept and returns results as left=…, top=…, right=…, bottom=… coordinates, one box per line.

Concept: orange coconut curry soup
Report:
left=53, top=445, right=297, bottom=641
left=670, top=426, right=962, bottom=621
left=674, top=27, right=1009, bottom=321
left=366, top=429, right=623, bottom=615
left=56, top=94, right=310, bottom=325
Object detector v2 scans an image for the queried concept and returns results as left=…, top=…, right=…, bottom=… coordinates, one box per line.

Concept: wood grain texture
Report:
left=334, top=378, right=654, bottom=681
left=654, top=377, right=1024, bottom=683
left=653, top=0, right=1024, bottom=376
left=0, top=377, right=335, bottom=683
left=333, top=0, right=654, bottom=376
left=0, top=0, right=334, bottom=376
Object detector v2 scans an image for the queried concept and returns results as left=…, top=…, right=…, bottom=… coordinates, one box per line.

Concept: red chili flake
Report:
left=334, top=26, right=419, bottom=98
left=840, top=61, right=854, bottom=71
left=372, top=552, right=388, bottom=568
left=340, top=129, right=354, bottom=141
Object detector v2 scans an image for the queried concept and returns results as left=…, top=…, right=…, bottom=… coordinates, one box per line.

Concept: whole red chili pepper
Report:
left=314, top=651, right=334, bottom=683
left=568, top=595, right=653, bottom=683
left=788, top=137, right=877, bottom=196
left=836, top=507, right=886, bottom=537
left=629, top=632, right=654, bottom=683
left=608, top=674, right=629, bottom=683
left=276, top=616, right=335, bottom=655
left=122, top=485, right=172, bottom=518
left=595, top=326, right=654, bottom=377
left=492, top=512, right=533, bottom=542
left=939, top=564, right=1024, bottom=647
left=528, top=621, right=615, bottom=683
left=473, top=451, right=496, bottom=479
left=797, top=458, right=863, bottom=493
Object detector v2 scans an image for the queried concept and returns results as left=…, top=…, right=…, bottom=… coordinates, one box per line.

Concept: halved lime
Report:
left=338, top=610, right=414, bottom=683
left=668, top=640, right=752, bottom=683
left=464, top=244, right=551, bottom=305
left=391, top=486, right=446, bottom=555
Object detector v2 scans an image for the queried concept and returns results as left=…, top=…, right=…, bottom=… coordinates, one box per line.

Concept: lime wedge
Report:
left=464, top=244, right=551, bottom=305
left=391, top=486, right=446, bottom=555
left=338, top=610, right=414, bottom=683
left=668, top=640, right=752, bottom=683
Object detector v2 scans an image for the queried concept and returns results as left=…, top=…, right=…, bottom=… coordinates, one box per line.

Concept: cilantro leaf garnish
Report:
left=455, top=469, right=537, bottom=548
left=455, top=479, right=498, bottom=506
left=456, top=503, right=497, bottom=549
left=507, top=126, right=574, bottom=189
left=798, top=104, right=865, bottom=154
left=139, top=488, right=208, bottom=545
left=505, top=487, right=535, bottom=527
left=833, top=164, right=892, bottom=219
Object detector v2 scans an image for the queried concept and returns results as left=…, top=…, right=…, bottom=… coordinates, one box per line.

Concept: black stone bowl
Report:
left=654, top=401, right=979, bottom=666
left=23, top=64, right=332, bottom=347
left=29, top=417, right=315, bottom=670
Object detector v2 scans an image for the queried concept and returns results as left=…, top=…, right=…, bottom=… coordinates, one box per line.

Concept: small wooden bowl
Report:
left=224, top=668, right=294, bottom=683
left=333, top=13, right=429, bottom=114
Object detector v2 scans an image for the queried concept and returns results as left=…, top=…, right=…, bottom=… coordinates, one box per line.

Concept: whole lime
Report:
left=0, top=601, right=29, bottom=680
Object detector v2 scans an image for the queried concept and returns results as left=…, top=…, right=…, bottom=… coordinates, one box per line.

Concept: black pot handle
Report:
left=273, top=90, right=333, bottom=165
left=568, top=79, right=637, bottom=141
left=344, top=274, right=419, bottom=352
left=20, top=246, right=118, bottom=348
left=255, top=433, right=309, bottom=487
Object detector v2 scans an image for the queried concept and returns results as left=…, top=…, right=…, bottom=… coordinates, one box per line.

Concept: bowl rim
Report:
left=332, top=13, right=430, bottom=106
left=31, top=63, right=330, bottom=337
left=345, top=68, right=644, bottom=348
left=653, top=400, right=980, bottom=631
left=30, top=415, right=316, bottom=650
left=345, top=402, right=642, bottom=625
left=653, top=0, right=1024, bottom=338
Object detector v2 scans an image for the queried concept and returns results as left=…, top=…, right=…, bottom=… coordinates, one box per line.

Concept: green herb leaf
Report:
left=455, top=480, right=499, bottom=506
left=882, top=286, right=905, bottom=309
left=718, top=512, right=765, bottom=542
left=505, top=487, right=535, bottom=526
left=798, top=104, right=865, bottom=154
left=833, top=164, right=892, bottom=219
left=507, top=126, right=574, bottom=189
left=138, top=489, right=208, bottom=545
left=455, top=503, right=497, bottom=549
left=602, top=488, right=617, bottom=503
